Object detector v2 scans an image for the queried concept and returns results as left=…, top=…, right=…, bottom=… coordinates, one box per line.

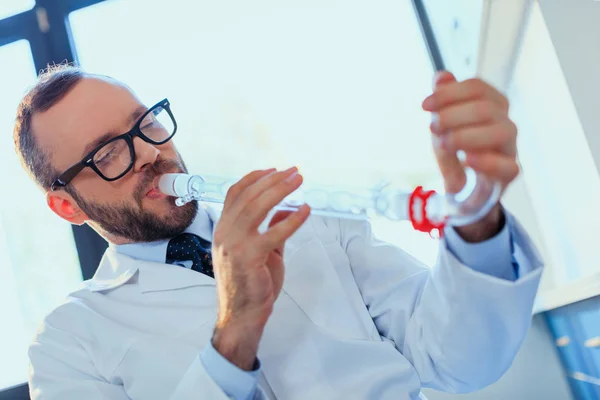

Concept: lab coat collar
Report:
left=84, top=250, right=216, bottom=293
left=85, top=205, right=217, bottom=293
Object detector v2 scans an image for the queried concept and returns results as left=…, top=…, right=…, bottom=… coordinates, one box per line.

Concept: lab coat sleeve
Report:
left=28, top=322, right=267, bottom=400
left=170, top=350, right=266, bottom=400
left=198, top=342, right=261, bottom=400
left=444, top=217, right=517, bottom=280
left=339, top=211, right=543, bottom=393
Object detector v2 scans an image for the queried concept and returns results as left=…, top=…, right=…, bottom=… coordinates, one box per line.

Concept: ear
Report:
left=46, top=190, right=88, bottom=225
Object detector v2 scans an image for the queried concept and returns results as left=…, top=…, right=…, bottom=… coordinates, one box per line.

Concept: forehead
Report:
left=31, top=76, right=143, bottom=169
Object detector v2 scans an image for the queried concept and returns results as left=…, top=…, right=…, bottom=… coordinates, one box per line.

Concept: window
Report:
left=70, top=0, right=441, bottom=265
left=0, top=0, right=35, bottom=19
left=0, top=40, right=82, bottom=389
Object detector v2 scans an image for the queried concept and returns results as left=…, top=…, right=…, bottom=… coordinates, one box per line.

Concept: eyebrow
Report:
left=80, top=105, right=148, bottom=158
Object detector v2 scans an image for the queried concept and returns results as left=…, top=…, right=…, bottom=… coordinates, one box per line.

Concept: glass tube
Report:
left=158, top=171, right=501, bottom=227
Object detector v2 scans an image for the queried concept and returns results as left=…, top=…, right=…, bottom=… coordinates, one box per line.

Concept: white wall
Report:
left=538, top=0, right=600, bottom=176
left=423, top=315, right=573, bottom=400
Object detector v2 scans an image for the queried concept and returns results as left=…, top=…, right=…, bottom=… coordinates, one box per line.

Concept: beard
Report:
left=69, top=157, right=198, bottom=243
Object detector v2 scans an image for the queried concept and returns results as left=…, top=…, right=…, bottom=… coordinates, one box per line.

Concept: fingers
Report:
left=466, top=153, right=520, bottom=184
left=424, top=71, right=519, bottom=192
left=430, top=100, right=503, bottom=134
left=433, top=136, right=466, bottom=193
left=220, top=167, right=302, bottom=233
left=238, top=171, right=304, bottom=230
left=261, top=205, right=311, bottom=251
left=441, top=121, right=517, bottom=155
left=224, top=168, right=275, bottom=209
left=423, top=78, right=509, bottom=112
left=268, top=209, right=295, bottom=228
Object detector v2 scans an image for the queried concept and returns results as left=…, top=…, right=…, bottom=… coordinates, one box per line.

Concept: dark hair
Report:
left=13, top=64, right=85, bottom=192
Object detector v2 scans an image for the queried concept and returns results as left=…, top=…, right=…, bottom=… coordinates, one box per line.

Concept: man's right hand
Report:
left=210, top=167, right=311, bottom=370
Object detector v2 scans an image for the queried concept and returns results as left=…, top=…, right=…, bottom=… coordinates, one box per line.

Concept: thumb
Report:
left=430, top=70, right=465, bottom=193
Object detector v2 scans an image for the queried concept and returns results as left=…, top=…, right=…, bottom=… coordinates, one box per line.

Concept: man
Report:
left=16, top=65, right=542, bottom=400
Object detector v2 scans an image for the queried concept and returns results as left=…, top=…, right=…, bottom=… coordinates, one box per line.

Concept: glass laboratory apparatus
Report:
left=158, top=169, right=501, bottom=236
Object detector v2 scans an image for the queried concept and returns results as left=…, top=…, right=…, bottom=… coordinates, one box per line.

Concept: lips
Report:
left=145, top=170, right=180, bottom=197
left=146, top=183, right=159, bottom=197
left=146, top=188, right=164, bottom=199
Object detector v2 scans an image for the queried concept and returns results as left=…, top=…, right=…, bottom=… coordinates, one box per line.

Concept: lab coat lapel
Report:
left=136, top=259, right=216, bottom=293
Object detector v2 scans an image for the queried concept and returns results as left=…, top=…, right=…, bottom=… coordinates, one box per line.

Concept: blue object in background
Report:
left=546, top=296, right=600, bottom=399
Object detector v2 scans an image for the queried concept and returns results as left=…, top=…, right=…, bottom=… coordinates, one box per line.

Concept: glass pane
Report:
left=0, top=40, right=82, bottom=389
left=422, top=0, right=483, bottom=81
left=0, top=0, right=35, bottom=19
left=70, top=0, right=439, bottom=265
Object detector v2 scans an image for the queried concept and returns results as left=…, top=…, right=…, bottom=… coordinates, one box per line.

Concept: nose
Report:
left=132, top=136, right=160, bottom=172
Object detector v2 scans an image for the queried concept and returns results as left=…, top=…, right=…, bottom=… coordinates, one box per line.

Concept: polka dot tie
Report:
left=166, top=233, right=214, bottom=278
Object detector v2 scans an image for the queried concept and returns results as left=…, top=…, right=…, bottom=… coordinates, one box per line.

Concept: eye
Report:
left=95, top=143, right=119, bottom=165
left=140, top=107, right=163, bottom=130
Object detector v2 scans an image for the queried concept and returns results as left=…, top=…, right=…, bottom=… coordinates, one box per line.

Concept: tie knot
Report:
left=169, top=232, right=210, bottom=249
left=166, top=233, right=214, bottom=277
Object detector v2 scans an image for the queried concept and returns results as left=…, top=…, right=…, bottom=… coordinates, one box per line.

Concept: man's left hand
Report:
left=422, top=71, right=517, bottom=242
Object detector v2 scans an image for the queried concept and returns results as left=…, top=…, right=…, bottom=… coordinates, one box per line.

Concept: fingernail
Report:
left=432, top=71, right=445, bottom=88
left=284, top=166, right=298, bottom=174
left=285, top=172, right=300, bottom=183
left=422, top=95, right=434, bottom=110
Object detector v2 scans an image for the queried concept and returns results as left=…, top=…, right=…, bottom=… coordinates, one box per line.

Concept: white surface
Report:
left=533, top=0, right=600, bottom=307
left=423, top=0, right=531, bottom=91
left=509, top=1, right=600, bottom=311
left=539, top=0, right=600, bottom=176
left=477, top=0, right=532, bottom=91
left=535, top=272, right=600, bottom=313
left=423, top=0, right=482, bottom=80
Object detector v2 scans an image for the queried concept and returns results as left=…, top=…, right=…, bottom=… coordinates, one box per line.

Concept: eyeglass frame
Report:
left=50, top=98, right=177, bottom=192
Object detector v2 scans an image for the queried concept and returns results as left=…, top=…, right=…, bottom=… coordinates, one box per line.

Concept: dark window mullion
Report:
left=32, top=0, right=76, bottom=63
left=411, top=0, right=445, bottom=72
left=0, top=12, right=36, bottom=46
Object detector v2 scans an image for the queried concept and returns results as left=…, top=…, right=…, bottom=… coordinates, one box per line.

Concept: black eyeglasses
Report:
left=50, top=98, right=177, bottom=191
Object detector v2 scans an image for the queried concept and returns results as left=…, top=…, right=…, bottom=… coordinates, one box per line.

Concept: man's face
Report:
left=34, top=76, right=197, bottom=243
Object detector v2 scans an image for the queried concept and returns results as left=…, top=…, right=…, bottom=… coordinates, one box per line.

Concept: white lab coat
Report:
left=28, top=209, right=542, bottom=400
